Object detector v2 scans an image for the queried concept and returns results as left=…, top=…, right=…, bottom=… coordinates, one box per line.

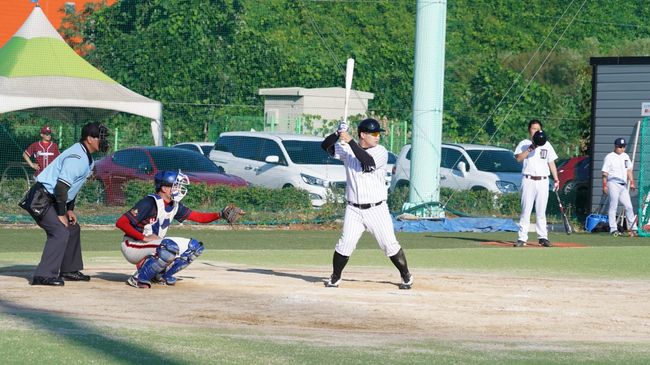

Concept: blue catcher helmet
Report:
left=154, top=170, right=190, bottom=202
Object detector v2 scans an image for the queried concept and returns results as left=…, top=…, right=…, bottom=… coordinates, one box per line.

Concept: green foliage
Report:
left=120, top=180, right=312, bottom=212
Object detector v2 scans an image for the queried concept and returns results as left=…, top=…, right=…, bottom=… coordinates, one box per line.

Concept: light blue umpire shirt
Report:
left=37, top=142, right=94, bottom=205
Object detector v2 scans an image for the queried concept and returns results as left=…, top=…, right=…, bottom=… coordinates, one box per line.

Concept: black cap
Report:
left=357, top=118, right=385, bottom=133
left=614, top=137, right=626, bottom=147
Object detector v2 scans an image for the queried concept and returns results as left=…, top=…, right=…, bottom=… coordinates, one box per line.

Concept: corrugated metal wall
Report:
left=589, top=57, right=650, bottom=213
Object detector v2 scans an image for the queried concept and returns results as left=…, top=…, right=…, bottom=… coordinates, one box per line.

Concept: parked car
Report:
left=209, top=131, right=346, bottom=207
left=385, top=151, right=397, bottom=188
left=173, top=142, right=214, bottom=158
left=94, top=146, right=247, bottom=204
left=557, top=156, right=589, bottom=194
left=389, top=143, right=522, bottom=193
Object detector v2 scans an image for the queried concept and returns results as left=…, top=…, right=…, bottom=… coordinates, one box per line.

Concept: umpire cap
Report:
left=532, top=130, right=547, bottom=146
left=357, top=118, right=385, bottom=134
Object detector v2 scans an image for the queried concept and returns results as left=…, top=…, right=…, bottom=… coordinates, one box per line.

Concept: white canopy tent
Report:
left=0, top=5, right=164, bottom=145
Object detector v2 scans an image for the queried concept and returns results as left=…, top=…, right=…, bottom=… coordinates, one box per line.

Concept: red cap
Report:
left=40, top=126, right=52, bottom=134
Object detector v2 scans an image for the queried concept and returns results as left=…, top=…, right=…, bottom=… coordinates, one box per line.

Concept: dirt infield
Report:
left=1, top=261, right=649, bottom=345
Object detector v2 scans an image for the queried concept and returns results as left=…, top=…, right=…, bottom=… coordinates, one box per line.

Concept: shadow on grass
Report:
left=0, top=264, right=34, bottom=283
left=0, top=297, right=185, bottom=364
left=425, top=235, right=510, bottom=243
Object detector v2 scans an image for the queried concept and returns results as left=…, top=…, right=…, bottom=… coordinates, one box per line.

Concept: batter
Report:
left=321, top=118, right=413, bottom=289
left=602, top=137, right=636, bottom=234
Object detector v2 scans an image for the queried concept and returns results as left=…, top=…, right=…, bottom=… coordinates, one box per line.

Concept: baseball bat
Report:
left=343, top=58, right=355, bottom=124
left=555, top=191, right=572, bottom=235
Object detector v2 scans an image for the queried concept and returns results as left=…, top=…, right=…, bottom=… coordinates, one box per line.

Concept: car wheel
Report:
left=282, top=184, right=294, bottom=189
left=471, top=186, right=487, bottom=192
left=563, top=180, right=576, bottom=195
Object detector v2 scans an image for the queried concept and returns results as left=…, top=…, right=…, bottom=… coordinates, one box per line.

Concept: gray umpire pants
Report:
left=33, top=204, right=84, bottom=278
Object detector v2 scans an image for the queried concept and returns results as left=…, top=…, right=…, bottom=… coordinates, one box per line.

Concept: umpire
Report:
left=29, top=122, right=109, bottom=286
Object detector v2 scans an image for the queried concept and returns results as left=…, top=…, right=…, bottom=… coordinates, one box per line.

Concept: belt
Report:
left=349, top=201, right=383, bottom=209
left=524, top=175, right=547, bottom=180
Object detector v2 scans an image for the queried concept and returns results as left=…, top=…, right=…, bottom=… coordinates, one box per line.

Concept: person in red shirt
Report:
left=23, top=126, right=60, bottom=177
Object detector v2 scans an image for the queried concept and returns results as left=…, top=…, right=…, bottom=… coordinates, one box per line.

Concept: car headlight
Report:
left=496, top=180, right=518, bottom=193
left=301, top=173, right=327, bottom=187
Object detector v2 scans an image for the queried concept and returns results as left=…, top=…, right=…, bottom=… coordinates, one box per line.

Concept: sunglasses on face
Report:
left=366, top=132, right=381, bottom=137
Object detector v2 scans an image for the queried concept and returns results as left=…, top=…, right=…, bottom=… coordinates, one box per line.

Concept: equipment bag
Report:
left=18, top=183, right=53, bottom=221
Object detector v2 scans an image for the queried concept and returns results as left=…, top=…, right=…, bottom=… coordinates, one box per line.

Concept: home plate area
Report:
left=480, top=241, right=586, bottom=248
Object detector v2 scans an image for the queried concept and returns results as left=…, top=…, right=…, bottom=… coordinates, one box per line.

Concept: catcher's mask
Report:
left=154, top=170, right=190, bottom=202
left=80, top=122, right=111, bottom=153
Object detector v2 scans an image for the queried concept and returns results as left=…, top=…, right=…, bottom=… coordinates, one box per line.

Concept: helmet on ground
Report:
left=154, top=170, right=190, bottom=202
left=357, top=118, right=386, bottom=136
left=532, top=130, right=547, bottom=146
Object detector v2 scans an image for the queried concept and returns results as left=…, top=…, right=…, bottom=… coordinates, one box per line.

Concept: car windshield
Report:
left=200, top=145, right=212, bottom=156
left=282, top=140, right=344, bottom=165
left=467, top=150, right=522, bottom=173
left=150, top=149, right=221, bottom=173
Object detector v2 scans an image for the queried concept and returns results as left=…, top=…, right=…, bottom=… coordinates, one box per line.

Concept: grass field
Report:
left=1, top=227, right=650, bottom=364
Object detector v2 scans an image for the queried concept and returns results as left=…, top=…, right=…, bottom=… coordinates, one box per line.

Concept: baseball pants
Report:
left=607, top=181, right=636, bottom=232
left=33, top=205, right=84, bottom=278
left=121, top=236, right=192, bottom=265
left=335, top=203, right=401, bottom=257
left=517, top=177, right=549, bottom=242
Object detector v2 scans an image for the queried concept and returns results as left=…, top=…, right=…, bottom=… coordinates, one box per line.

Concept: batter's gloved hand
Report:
left=337, top=122, right=349, bottom=134
left=221, top=204, right=245, bottom=225
left=527, top=144, right=537, bottom=152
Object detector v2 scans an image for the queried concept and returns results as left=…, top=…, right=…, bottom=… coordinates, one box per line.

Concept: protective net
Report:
left=637, top=117, right=650, bottom=236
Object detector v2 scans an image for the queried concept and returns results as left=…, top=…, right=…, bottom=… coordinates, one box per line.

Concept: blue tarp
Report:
left=393, top=217, right=518, bottom=233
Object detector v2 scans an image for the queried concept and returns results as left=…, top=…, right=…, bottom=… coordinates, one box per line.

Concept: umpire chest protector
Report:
left=145, top=194, right=179, bottom=238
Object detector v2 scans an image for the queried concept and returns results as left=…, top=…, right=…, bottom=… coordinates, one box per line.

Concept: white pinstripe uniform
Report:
left=602, top=151, right=635, bottom=232
left=333, top=142, right=401, bottom=257
left=515, top=139, right=557, bottom=242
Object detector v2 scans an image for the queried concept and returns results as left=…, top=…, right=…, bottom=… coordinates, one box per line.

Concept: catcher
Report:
left=115, top=170, right=244, bottom=288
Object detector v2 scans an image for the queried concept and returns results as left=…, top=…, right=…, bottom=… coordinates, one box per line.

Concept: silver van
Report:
left=389, top=143, right=522, bottom=193
left=209, top=131, right=346, bottom=207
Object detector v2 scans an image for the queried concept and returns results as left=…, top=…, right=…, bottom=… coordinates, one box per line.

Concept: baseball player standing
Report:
left=514, top=119, right=559, bottom=247
left=320, top=118, right=413, bottom=289
left=601, top=137, right=637, bottom=234
left=23, top=125, right=60, bottom=178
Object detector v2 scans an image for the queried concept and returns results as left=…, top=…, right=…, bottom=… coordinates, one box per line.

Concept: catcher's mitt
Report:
left=221, top=204, right=245, bottom=225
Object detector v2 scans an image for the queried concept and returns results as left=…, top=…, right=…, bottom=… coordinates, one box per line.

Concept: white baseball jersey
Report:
left=334, top=142, right=388, bottom=204
left=332, top=141, right=400, bottom=257
left=514, top=138, right=556, bottom=243
left=515, top=139, right=558, bottom=176
left=602, top=152, right=632, bottom=185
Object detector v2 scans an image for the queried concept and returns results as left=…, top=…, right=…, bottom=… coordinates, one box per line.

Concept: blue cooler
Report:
left=585, top=214, right=608, bottom=232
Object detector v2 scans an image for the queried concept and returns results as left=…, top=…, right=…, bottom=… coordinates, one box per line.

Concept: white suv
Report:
left=209, top=132, right=346, bottom=207
left=389, top=143, right=522, bottom=193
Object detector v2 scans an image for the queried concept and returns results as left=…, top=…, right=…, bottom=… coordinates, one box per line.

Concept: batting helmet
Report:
left=154, top=170, right=190, bottom=202
left=532, top=130, right=547, bottom=146
left=357, top=118, right=385, bottom=135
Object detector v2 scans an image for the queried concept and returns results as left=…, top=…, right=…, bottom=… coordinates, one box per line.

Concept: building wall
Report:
left=589, top=57, right=650, bottom=213
left=0, top=0, right=116, bottom=48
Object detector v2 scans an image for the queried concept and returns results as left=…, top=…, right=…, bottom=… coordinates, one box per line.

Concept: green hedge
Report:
left=0, top=177, right=590, bottom=224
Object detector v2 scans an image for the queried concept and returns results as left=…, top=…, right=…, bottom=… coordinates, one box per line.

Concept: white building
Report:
left=258, top=87, right=374, bottom=133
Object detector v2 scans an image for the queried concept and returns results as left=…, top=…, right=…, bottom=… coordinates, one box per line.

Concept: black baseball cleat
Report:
left=539, top=238, right=552, bottom=247
left=399, top=273, right=413, bottom=290
left=513, top=240, right=526, bottom=247
left=325, top=274, right=341, bottom=288
left=60, top=271, right=91, bottom=281
left=31, top=276, right=65, bottom=286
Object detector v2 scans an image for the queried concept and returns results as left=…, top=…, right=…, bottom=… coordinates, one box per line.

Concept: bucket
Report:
left=585, top=214, right=608, bottom=232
